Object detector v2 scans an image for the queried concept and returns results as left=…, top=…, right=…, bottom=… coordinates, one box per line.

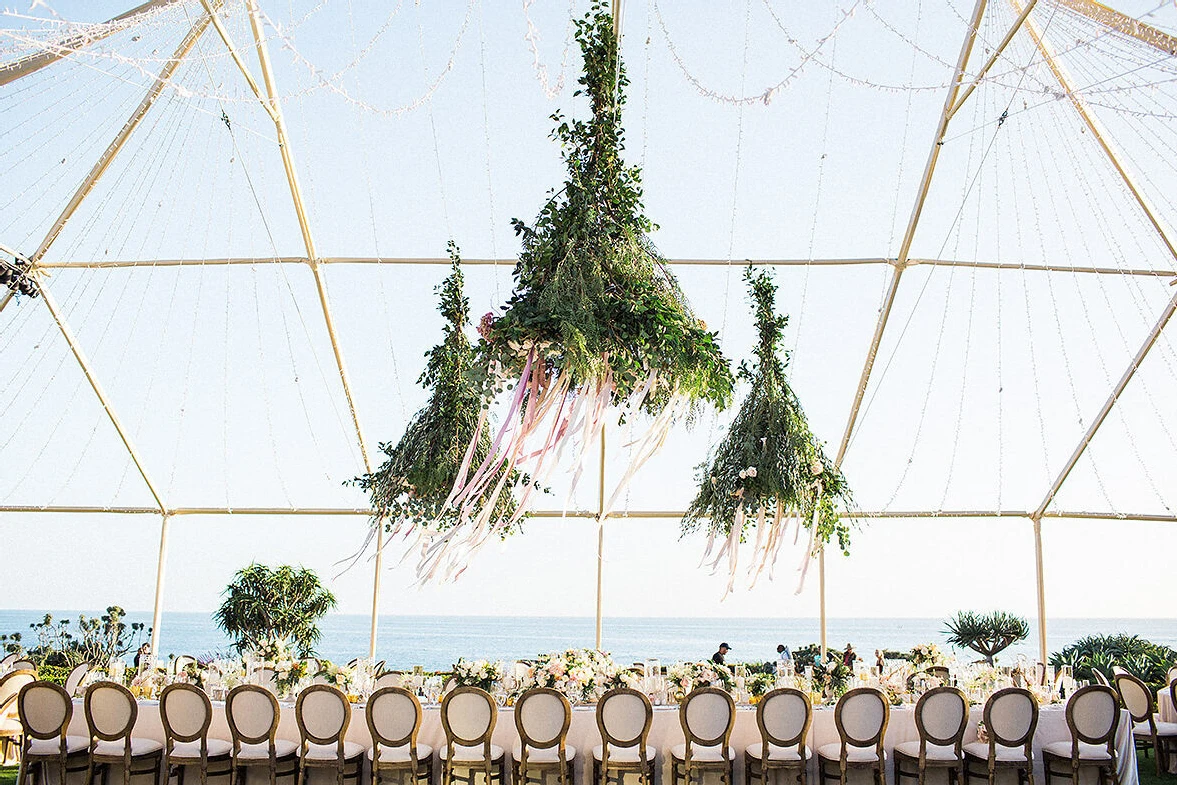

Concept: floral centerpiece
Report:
left=910, top=642, right=947, bottom=669
left=129, top=668, right=167, bottom=698
left=666, top=661, right=734, bottom=701
left=514, top=648, right=637, bottom=704
left=353, top=248, right=525, bottom=579
left=317, top=660, right=356, bottom=693
left=251, top=637, right=307, bottom=697
left=812, top=658, right=852, bottom=700
left=451, top=658, right=507, bottom=693
left=683, top=267, right=852, bottom=594
left=432, top=2, right=733, bottom=580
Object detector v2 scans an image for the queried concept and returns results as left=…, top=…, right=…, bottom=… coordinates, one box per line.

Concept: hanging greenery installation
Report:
left=431, top=2, right=733, bottom=580
left=353, top=244, right=525, bottom=574
left=683, top=266, right=852, bottom=594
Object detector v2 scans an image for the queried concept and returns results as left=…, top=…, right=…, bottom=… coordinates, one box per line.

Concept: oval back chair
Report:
left=439, top=687, right=504, bottom=785
left=893, top=686, right=968, bottom=785
left=83, top=681, right=163, bottom=785
left=159, top=682, right=231, bottom=785
left=513, top=688, right=574, bottom=785
left=1042, top=685, right=1119, bottom=785
left=226, top=684, right=297, bottom=785
left=818, top=687, right=889, bottom=785
left=671, top=687, right=736, bottom=785
left=17, top=681, right=88, bottom=785
left=1116, top=671, right=1177, bottom=776
left=963, top=687, right=1038, bottom=785
left=294, top=685, right=362, bottom=785
left=366, top=687, right=431, bottom=785
left=593, top=688, right=654, bottom=785
left=745, top=688, right=812, bottom=785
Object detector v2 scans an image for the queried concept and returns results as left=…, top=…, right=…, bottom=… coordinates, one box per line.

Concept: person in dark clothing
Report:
left=711, top=642, right=731, bottom=665
left=842, top=644, right=857, bottom=668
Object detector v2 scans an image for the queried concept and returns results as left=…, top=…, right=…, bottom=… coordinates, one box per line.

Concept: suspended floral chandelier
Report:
left=683, top=267, right=853, bottom=596
left=423, top=2, right=733, bottom=580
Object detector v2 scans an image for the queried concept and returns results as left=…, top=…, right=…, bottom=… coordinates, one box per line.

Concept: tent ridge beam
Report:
left=1, top=505, right=1175, bottom=522
left=948, top=0, right=1038, bottom=119
left=0, top=0, right=183, bottom=87
left=1023, top=7, right=1177, bottom=518
left=30, top=6, right=216, bottom=265
left=1050, top=0, right=1177, bottom=56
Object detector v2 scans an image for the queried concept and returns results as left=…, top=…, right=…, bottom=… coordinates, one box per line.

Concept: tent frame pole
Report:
left=150, top=514, right=171, bottom=658
left=1021, top=5, right=1177, bottom=520
left=824, top=0, right=994, bottom=654
left=596, top=431, right=606, bottom=651
left=230, top=0, right=383, bottom=660
left=1032, top=516, right=1047, bottom=664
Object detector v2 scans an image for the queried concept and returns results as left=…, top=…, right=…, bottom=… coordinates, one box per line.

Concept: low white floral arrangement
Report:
left=666, top=661, right=734, bottom=700
left=451, top=658, right=507, bottom=693
left=910, top=642, right=947, bottom=669
left=515, top=648, right=638, bottom=704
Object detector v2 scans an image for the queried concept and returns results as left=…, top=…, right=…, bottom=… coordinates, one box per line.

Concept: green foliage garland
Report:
left=683, top=267, right=851, bottom=585
left=476, top=2, right=732, bottom=410
left=353, top=245, right=523, bottom=537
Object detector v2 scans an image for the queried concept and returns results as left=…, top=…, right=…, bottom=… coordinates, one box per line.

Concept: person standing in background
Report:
left=843, top=644, right=857, bottom=669
left=776, top=644, right=791, bottom=665
left=875, top=649, right=885, bottom=674
left=711, top=642, right=730, bottom=665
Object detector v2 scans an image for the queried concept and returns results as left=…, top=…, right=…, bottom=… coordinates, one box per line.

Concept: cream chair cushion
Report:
left=963, top=742, right=1029, bottom=762
left=592, top=744, right=656, bottom=763
left=893, top=741, right=959, bottom=761
left=1041, top=741, right=1112, bottom=761
left=1134, top=720, right=1177, bottom=737
left=91, top=738, right=163, bottom=757
left=816, top=743, right=882, bottom=763
left=368, top=743, right=434, bottom=763
left=303, top=741, right=364, bottom=761
left=745, top=743, right=807, bottom=761
left=512, top=744, right=577, bottom=762
left=235, top=740, right=298, bottom=759
left=168, top=739, right=232, bottom=759
left=438, top=743, right=505, bottom=762
left=27, top=737, right=88, bottom=756
left=670, top=743, right=734, bottom=761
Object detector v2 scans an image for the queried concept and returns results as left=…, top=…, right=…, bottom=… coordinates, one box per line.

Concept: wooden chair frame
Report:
left=225, top=684, right=297, bottom=785
left=672, top=687, right=736, bottom=785
left=293, top=685, right=361, bottom=785
left=593, top=688, right=654, bottom=785
left=963, top=687, right=1038, bottom=785
left=366, top=687, right=431, bottom=785
left=745, top=688, right=811, bottom=785
left=17, top=681, right=88, bottom=785
left=513, top=688, right=573, bottom=785
left=818, top=687, right=889, bottom=785
left=160, top=683, right=231, bottom=785
left=439, top=686, right=505, bottom=785
left=1, top=670, right=37, bottom=765
left=1114, top=671, right=1175, bottom=777
left=83, top=681, right=163, bottom=785
left=893, top=686, right=968, bottom=785
left=1042, top=685, right=1119, bottom=785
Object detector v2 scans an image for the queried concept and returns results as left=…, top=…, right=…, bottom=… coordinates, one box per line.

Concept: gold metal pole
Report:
left=948, top=0, right=1038, bottom=119
left=240, top=0, right=382, bottom=659
left=818, top=549, right=827, bottom=660
left=30, top=8, right=215, bottom=264
left=150, top=513, right=171, bottom=657
left=1022, top=5, right=1177, bottom=519
left=832, top=0, right=990, bottom=472
left=0, top=0, right=183, bottom=87
left=1032, top=517, right=1047, bottom=664
left=36, top=276, right=166, bottom=512
left=595, top=430, right=606, bottom=651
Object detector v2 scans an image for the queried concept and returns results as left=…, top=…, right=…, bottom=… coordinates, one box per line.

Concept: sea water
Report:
left=1, top=611, right=1174, bottom=670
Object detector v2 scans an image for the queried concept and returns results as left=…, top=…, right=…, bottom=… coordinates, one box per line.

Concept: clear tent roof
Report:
left=2, top=0, right=1177, bottom=541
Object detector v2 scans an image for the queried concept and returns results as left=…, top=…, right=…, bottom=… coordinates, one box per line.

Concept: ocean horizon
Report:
left=3, top=611, right=1176, bottom=670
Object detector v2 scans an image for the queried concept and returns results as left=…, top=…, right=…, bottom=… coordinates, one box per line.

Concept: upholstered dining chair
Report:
left=12, top=661, right=36, bottom=674
left=63, top=664, right=91, bottom=699
left=172, top=657, right=198, bottom=676
left=293, top=685, right=363, bottom=785
left=366, top=686, right=432, bottom=785
left=671, top=687, right=736, bottom=785
left=439, top=686, right=505, bottom=785
left=159, top=683, right=232, bottom=785
left=817, top=687, right=889, bottom=785
left=512, top=688, right=574, bottom=785
left=1092, top=671, right=1112, bottom=689
left=225, top=684, right=297, bottom=785
left=1167, top=667, right=1177, bottom=686
left=0, top=654, right=19, bottom=673
left=0, top=669, right=36, bottom=764
left=592, top=687, right=655, bottom=785
left=745, top=688, right=812, bottom=785
left=374, top=673, right=405, bottom=690
left=1114, top=671, right=1177, bottom=776
left=17, top=681, right=89, bottom=785
left=83, top=681, right=164, bottom=785
left=893, top=686, right=968, bottom=785
left=963, top=687, right=1038, bottom=785
left=1041, top=685, right=1119, bottom=785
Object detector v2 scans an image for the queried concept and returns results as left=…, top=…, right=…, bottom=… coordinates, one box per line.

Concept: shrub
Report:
left=1051, top=634, right=1177, bottom=698
left=214, top=564, right=336, bottom=655
left=943, top=610, right=1029, bottom=665
left=1, top=607, right=148, bottom=668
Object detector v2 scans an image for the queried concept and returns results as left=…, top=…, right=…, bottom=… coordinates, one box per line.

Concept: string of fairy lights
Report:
left=1, top=0, right=1176, bottom=525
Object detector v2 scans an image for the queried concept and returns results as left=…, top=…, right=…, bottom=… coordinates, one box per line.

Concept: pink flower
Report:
left=478, top=312, right=497, bottom=339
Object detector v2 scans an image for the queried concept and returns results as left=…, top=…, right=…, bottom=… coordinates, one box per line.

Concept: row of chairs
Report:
left=1102, top=669, right=1177, bottom=777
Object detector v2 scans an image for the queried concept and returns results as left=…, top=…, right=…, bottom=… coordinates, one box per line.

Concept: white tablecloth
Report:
left=1156, top=687, right=1176, bottom=773
left=51, top=700, right=1135, bottom=785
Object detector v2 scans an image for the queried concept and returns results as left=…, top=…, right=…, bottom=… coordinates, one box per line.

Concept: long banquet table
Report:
left=60, top=699, right=1136, bottom=785
left=1158, top=688, right=1176, bottom=773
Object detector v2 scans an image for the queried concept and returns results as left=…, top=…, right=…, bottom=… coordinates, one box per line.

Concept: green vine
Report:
left=353, top=243, right=524, bottom=533
left=475, top=1, right=732, bottom=413
left=683, top=267, right=853, bottom=555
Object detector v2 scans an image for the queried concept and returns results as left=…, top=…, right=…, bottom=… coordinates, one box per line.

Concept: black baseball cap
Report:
left=719, top=642, right=731, bottom=649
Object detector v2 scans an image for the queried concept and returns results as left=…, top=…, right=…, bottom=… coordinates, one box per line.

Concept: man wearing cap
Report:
left=711, top=642, right=731, bottom=665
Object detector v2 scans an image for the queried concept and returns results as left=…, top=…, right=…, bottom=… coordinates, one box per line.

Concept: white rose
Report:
left=739, top=469, right=747, bottom=479
left=810, top=459, right=823, bottom=475
left=747, top=467, right=757, bottom=478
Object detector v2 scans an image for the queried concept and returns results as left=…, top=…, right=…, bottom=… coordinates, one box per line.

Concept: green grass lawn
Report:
left=0, top=757, right=1171, bottom=785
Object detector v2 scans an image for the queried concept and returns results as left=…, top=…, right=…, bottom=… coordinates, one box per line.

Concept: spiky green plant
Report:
left=943, top=610, right=1030, bottom=665
left=1051, top=634, right=1177, bottom=696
